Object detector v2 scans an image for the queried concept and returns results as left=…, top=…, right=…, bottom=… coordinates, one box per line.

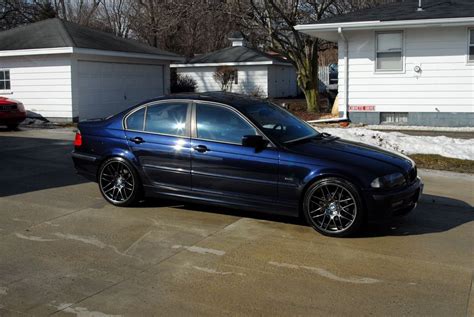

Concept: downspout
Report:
left=308, top=27, right=349, bottom=124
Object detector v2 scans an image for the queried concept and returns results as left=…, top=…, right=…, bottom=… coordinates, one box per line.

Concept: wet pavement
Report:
left=0, top=128, right=473, bottom=316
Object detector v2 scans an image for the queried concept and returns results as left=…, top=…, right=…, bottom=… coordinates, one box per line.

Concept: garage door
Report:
left=77, top=61, right=164, bottom=120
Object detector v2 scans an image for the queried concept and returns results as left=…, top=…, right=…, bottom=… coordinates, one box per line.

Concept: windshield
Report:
left=242, top=102, right=319, bottom=143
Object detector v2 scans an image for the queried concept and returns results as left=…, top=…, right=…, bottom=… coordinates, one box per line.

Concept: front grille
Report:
left=0, top=104, right=17, bottom=112
left=408, top=166, right=417, bottom=184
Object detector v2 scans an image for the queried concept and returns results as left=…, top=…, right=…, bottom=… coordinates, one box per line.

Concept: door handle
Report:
left=129, top=137, right=145, bottom=144
left=193, top=145, right=209, bottom=153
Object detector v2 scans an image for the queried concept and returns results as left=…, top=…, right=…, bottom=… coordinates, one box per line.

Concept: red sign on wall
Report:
left=349, top=105, right=376, bottom=111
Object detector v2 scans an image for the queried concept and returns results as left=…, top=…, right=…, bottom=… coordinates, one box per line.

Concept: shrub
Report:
left=171, top=73, right=197, bottom=93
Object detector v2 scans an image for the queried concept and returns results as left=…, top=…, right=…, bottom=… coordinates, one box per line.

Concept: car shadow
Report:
left=137, top=194, right=473, bottom=237
left=0, top=135, right=88, bottom=197
left=360, top=194, right=474, bottom=238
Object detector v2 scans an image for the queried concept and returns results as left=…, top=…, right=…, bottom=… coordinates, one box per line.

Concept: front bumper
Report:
left=363, top=177, right=423, bottom=222
left=0, top=111, right=26, bottom=125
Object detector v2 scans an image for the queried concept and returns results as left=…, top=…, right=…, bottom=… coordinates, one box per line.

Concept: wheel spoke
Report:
left=310, top=206, right=324, bottom=214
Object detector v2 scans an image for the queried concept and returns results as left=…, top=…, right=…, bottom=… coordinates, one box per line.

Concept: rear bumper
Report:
left=363, top=177, right=423, bottom=222
left=72, top=151, right=101, bottom=182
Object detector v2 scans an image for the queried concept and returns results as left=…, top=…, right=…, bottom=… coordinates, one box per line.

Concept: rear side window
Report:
left=196, top=103, right=256, bottom=144
left=145, top=103, right=188, bottom=136
left=126, top=107, right=145, bottom=131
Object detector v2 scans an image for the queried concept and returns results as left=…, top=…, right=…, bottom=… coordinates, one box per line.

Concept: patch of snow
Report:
left=54, top=233, right=107, bottom=248
left=319, top=127, right=474, bottom=160
left=172, top=245, right=225, bottom=256
left=365, top=125, right=474, bottom=132
left=268, top=261, right=381, bottom=284
left=53, top=303, right=121, bottom=317
left=15, top=232, right=57, bottom=242
left=192, top=266, right=245, bottom=276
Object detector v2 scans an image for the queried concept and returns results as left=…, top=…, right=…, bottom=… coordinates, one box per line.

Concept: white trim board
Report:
left=171, top=61, right=292, bottom=67
left=0, top=47, right=184, bottom=62
left=296, top=17, right=474, bottom=42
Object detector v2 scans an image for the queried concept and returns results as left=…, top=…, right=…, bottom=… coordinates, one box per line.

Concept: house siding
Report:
left=0, top=54, right=73, bottom=120
left=339, top=26, right=474, bottom=125
left=176, top=65, right=269, bottom=97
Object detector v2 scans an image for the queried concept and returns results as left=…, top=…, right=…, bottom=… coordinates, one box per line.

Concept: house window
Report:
left=469, top=29, right=474, bottom=62
left=376, top=31, right=403, bottom=71
left=380, top=112, right=408, bottom=124
left=0, top=70, right=10, bottom=90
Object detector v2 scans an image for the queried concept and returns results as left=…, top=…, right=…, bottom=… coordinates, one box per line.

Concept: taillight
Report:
left=74, top=131, right=82, bottom=147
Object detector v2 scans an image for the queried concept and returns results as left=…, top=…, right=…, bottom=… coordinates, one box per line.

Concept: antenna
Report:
left=417, top=0, right=424, bottom=11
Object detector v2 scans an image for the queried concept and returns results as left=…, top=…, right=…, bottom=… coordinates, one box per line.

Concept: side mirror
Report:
left=242, top=135, right=268, bottom=149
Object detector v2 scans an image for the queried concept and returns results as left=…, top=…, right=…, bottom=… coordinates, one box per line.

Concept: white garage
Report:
left=76, top=61, right=165, bottom=119
left=0, top=18, right=182, bottom=122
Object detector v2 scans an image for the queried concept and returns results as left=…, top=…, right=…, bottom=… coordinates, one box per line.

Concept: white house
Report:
left=171, top=32, right=299, bottom=98
left=0, top=18, right=182, bottom=122
left=296, top=0, right=474, bottom=127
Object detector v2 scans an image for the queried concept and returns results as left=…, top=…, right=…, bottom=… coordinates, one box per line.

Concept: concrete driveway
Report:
left=0, top=128, right=473, bottom=316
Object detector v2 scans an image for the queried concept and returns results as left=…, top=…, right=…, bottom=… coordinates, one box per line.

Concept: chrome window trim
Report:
left=123, top=99, right=193, bottom=138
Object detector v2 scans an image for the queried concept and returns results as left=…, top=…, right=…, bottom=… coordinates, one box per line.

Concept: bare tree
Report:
left=233, top=0, right=399, bottom=112
left=97, top=0, right=132, bottom=37
left=52, top=0, right=102, bottom=25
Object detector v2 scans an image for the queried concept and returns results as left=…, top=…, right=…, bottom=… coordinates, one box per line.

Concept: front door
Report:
left=124, top=101, right=192, bottom=192
left=191, top=102, right=279, bottom=206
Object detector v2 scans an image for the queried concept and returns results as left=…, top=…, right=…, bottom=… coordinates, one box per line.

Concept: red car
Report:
left=0, top=97, right=26, bottom=130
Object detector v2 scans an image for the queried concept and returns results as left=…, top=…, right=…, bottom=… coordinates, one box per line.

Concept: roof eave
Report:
left=295, top=16, right=474, bottom=41
left=72, top=48, right=184, bottom=62
left=171, top=61, right=292, bottom=67
left=0, top=47, right=74, bottom=57
left=0, top=47, right=184, bottom=62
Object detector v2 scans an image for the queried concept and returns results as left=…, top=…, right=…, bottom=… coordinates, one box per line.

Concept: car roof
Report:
left=152, top=92, right=266, bottom=111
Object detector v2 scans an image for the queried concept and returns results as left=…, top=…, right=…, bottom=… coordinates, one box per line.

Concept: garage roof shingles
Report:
left=316, top=0, right=474, bottom=24
left=0, top=18, right=180, bottom=58
left=187, top=46, right=290, bottom=64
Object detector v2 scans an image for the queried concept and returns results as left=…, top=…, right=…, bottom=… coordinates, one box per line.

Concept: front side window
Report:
left=376, top=31, right=403, bottom=71
left=242, top=102, right=318, bottom=143
left=144, top=103, right=188, bottom=136
left=469, top=29, right=474, bottom=62
left=196, top=103, right=256, bottom=144
left=0, top=70, right=10, bottom=90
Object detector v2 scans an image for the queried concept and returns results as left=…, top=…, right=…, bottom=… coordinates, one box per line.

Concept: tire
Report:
left=7, top=124, right=19, bottom=130
left=303, top=177, right=365, bottom=237
left=98, top=157, right=142, bottom=207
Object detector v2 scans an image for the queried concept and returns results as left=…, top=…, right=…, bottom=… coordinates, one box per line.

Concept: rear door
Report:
left=124, top=100, right=192, bottom=192
left=190, top=101, right=279, bottom=206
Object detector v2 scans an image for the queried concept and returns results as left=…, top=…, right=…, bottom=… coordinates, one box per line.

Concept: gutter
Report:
left=307, top=27, right=349, bottom=124
left=295, top=17, right=474, bottom=32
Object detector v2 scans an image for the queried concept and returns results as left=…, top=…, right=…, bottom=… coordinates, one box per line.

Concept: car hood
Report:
left=286, top=137, right=413, bottom=173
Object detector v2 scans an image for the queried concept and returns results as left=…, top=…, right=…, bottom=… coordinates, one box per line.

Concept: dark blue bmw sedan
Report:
left=72, top=92, right=423, bottom=237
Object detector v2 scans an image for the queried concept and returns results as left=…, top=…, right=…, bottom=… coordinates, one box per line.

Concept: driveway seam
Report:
left=48, top=217, right=243, bottom=316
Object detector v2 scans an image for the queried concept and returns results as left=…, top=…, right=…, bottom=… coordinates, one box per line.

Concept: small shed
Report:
left=171, top=32, right=299, bottom=98
left=0, top=18, right=182, bottom=121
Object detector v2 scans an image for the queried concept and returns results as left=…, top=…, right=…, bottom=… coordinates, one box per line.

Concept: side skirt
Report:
left=143, top=185, right=298, bottom=217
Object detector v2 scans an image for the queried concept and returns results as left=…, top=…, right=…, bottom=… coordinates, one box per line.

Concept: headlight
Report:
left=371, top=172, right=406, bottom=189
